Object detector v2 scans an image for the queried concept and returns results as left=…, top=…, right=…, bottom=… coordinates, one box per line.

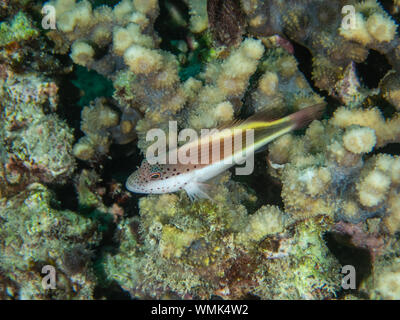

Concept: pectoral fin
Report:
left=184, top=182, right=215, bottom=202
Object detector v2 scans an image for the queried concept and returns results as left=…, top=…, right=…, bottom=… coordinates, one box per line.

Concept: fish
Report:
left=126, top=103, right=325, bottom=200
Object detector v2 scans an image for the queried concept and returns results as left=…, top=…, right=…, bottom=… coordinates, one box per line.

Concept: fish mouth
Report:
left=126, top=172, right=142, bottom=193
left=125, top=180, right=136, bottom=192
left=125, top=180, right=141, bottom=193
left=125, top=178, right=151, bottom=194
left=125, top=182, right=148, bottom=194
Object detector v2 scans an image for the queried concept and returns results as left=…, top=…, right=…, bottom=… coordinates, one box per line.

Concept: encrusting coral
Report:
left=0, top=183, right=100, bottom=299
left=240, top=0, right=400, bottom=93
left=105, top=173, right=341, bottom=299
left=251, top=47, right=324, bottom=116
left=1, top=0, right=400, bottom=300
left=268, top=110, right=400, bottom=223
left=46, top=0, right=159, bottom=75
left=73, top=97, right=140, bottom=161
left=0, top=64, right=76, bottom=197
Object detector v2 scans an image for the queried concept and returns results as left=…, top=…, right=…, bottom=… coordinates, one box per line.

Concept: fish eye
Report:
left=149, top=172, right=161, bottom=180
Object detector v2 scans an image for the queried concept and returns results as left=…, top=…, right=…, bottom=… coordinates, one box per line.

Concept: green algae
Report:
left=0, top=12, right=38, bottom=47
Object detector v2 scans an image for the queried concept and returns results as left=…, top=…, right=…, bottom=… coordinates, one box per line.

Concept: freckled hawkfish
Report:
left=126, top=104, right=325, bottom=200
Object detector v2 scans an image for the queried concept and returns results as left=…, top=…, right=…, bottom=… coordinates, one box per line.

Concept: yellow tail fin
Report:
left=244, top=103, right=326, bottom=150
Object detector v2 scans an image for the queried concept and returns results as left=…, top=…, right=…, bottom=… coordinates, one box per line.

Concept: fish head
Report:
left=126, top=159, right=180, bottom=194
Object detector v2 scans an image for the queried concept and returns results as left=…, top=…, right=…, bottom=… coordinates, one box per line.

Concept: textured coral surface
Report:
left=1, top=0, right=400, bottom=300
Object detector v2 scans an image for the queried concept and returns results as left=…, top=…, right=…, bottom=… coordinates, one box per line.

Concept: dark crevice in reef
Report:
left=366, top=93, right=398, bottom=118
left=101, top=143, right=145, bottom=217
left=49, top=183, right=79, bottom=212
left=154, top=0, right=190, bottom=53
left=290, top=40, right=314, bottom=90
left=380, top=0, right=393, bottom=12
left=55, top=63, right=142, bottom=299
left=92, top=218, right=130, bottom=299
left=324, top=231, right=372, bottom=298
left=289, top=40, right=340, bottom=118
left=370, top=143, right=400, bottom=157
left=57, top=66, right=85, bottom=140
left=91, top=222, right=130, bottom=299
left=53, top=36, right=145, bottom=298
left=92, top=0, right=120, bottom=8
left=379, top=0, right=399, bottom=21
left=356, top=49, right=392, bottom=89
left=241, top=59, right=268, bottom=118
left=94, top=280, right=131, bottom=300
left=232, top=155, right=284, bottom=214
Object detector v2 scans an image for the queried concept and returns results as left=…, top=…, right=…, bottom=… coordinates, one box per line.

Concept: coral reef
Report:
left=105, top=173, right=341, bottom=299
left=0, top=183, right=100, bottom=299
left=0, top=64, right=76, bottom=197
left=241, top=0, right=400, bottom=93
left=73, top=97, right=140, bottom=161
left=1, top=0, right=400, bottom=301
left=251, top=47, right=324, bottom=116
left=268, top=112, right=400, bottom=224
left=46, top=0, right=159, bottom=75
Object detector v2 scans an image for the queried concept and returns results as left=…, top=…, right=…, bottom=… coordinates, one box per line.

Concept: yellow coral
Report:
left=331, top=107, right=400, bottom=147
left=113, top=24, right=153, bottom=56
left=259, top=72, right=279, bottom=96
left=113, top=26, right=135, bottom=56
left=151, top=53, right=179, bottom=89
left=357, top=170, right=391, bottom=207
left=341, top=200, right=361, bottom=222
left=188, top=0, right=208, bottom=33
left=239, top=205, right=286, bottom=242
left=72, top=138, right=95, bottom=161
left=113, top=0, right=134, bottom=24
left=91, top=25, right=112, bottom=46
left=342, top=126, right=376, bottom=154
left=133, top=0, right=158, bottom=15
left=276, top=55, right=298, bottom=78
left=217, top=39, right=264, bottom=96
left=70, top=41, right=95, bottom=67
left=298, top=167, right=332, bottom=197
left=366, top=13, right=397, bottom=43
left=368, top=258, right=400, bottom=299
left=160, top=225, right=198, bottom=259
left=339, top=13, right=372, bottom=46
left=124, top=45, right=162, bottom=74
left=268, top=134, right=296, bottom=165
left=214, top=101, right=234, bottom=122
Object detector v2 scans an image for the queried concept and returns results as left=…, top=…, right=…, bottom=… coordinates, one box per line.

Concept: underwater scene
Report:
left=1, top=0, right=400, bottom=301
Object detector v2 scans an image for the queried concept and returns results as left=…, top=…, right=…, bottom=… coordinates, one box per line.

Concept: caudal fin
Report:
left=289, top=103, right=326, bottom=130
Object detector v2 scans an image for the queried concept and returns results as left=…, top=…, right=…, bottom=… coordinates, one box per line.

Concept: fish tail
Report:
left=244, top=103, right=326, bottom=149
left=288, top=103, right=326, bottom=130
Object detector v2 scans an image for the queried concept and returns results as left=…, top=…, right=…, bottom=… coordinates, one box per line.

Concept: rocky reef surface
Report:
left=0, top=0, right=400, bottom=300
